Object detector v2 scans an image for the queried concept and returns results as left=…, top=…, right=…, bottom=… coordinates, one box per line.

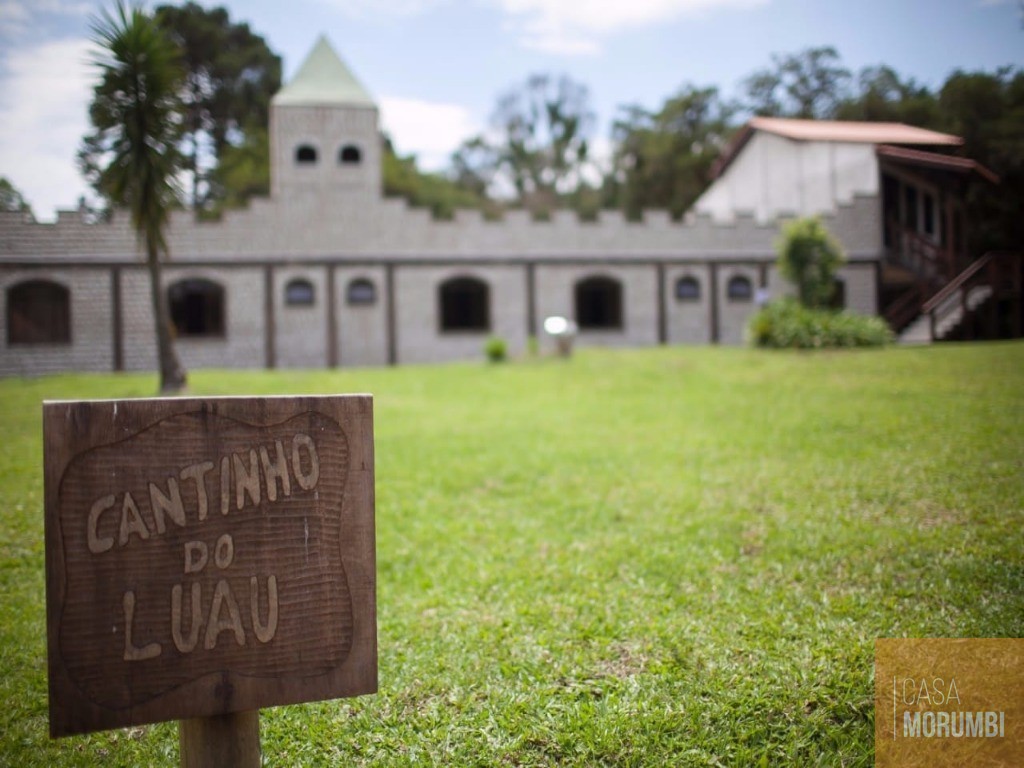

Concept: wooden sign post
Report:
left=43, top=395, right=376, bottom=764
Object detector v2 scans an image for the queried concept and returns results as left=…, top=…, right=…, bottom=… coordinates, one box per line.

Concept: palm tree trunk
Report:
left=146, top=233, right=187, bottom=393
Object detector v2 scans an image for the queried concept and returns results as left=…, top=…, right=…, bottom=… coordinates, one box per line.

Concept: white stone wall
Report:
left=534, top=264, right=660, bottom=353
left=393, top=264, right=528, bottom=364
left=271, top=105, right=381, bottom=199
left=694, top=132, right=881, bottom=225
left=0, top=268, right=113, bottom=376
left=0, top=192, right=882, bottom=263
left=717, top=265, right=761, bottom=345
left=121, top=266, right=266, bottom=372
left=274, top=265, right=328, bottom=369
left=837, top=263, right=878, bottom=315
left=665, top=264, right=713, bottom=345
left=0, top=119, right=889, bottom=377
left=336, top=265, right=388, bottom=367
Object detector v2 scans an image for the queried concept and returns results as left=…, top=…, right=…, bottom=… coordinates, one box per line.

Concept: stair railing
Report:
left=919, top=251, right=1022, bottom=341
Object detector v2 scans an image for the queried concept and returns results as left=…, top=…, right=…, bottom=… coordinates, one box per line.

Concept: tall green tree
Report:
left=938, top=68, right=1024, bottom=252
left=608, top=85, right=734, bottom=220
left=155, top=2, right=280, bottom=213
left=0, top=177, right=32, bottom=215
left=382, top=135, right=494, bottom=220
left=80, top=1, right=187, bottom=393
left=836, top=66, right=939, bottom=126
left=455, top=73, right=595, bottom=217
left=744, top=46, right=851, bottom=118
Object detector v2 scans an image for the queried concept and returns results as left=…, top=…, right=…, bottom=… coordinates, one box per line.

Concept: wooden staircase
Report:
left=883, top=250, right=1023, bottom=343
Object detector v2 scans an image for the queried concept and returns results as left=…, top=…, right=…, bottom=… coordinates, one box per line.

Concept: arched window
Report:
left=6, top=279, right=70, bottom=344
left=439, top=276, right=490, bottom=332
left=347, top=278, right=377, bottom=306
left=339, top=145, right=362, bottom=165
left=675, top=275, right=701, bottom=301
left=168, top=278, right=225, bottom=337
left=726, top=275, right=753, bottom=302
left=284, top=278, right=315, bottom=307
left=295, top=144, right=318, bottom=164
left=575, top=275, right=623, bottom=330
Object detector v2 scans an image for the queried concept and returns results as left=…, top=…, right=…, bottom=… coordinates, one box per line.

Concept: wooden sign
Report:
left=43, top=395, right=376, bottom=737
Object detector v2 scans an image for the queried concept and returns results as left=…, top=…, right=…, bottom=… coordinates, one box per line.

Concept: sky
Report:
left=0, top=0, right=1021, bottom=220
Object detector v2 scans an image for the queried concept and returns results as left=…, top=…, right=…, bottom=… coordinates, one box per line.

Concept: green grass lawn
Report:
left=2, top=343, right=1022, bottom=766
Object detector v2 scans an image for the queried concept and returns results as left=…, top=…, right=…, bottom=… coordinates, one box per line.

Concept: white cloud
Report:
left=495, top=0, right=769, bottom=55
left=378, top=95, right=480, bottom=171
left=0, top=37, right=96, bottom=220
left=313, top=0, right=450, bottom=18
left=0, top=0, right=91, bottom=35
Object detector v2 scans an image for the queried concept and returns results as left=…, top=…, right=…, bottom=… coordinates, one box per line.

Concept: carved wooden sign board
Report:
left=43, top=395, right=376, bottom=737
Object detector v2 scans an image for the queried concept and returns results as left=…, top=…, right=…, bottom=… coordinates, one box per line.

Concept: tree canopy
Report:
left=608, top=86, right=734, bottom=221
left=454, top=73, right=595, bottom=217
left=743, top=46, right=851, bottom=119
left=382, top=135, right=494, bottom=220
left=0, top=177, right=32, bottom=216
left=153, top=2, right=280, bottom=214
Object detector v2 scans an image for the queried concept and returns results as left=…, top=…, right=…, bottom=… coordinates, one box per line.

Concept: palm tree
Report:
left=81, top=1, right=187, bottom=393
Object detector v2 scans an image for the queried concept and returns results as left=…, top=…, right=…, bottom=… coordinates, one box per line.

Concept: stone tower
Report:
left=270, top=36, right=381, bottom=201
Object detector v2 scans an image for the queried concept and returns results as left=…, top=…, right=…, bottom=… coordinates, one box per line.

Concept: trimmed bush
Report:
left=776, top=217, right=846, bottom=309
left=485, top=336, right=508, bottom=362
left=747, top=298, right=893, bottom=349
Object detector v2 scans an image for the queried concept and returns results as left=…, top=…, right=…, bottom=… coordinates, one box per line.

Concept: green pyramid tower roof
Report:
left=273, top=35, right=375, bottom=108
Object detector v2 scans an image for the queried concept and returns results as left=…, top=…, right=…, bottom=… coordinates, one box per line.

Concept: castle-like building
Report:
left=0, top=37, right=1001, bottom=377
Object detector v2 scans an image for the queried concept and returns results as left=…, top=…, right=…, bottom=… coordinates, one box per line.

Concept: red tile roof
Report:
left=749, top=116, right=963, bottom=146
left=712, top=117, right=964, bottom=179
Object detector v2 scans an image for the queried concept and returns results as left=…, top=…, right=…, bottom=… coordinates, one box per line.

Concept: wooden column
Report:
left=326, top=266, right=338, bottom=368
left=709, top=263, right=720, bottom=344
left=179, top=710, right=260, bottom=768
left=526, top=262, right=537, bottom=338
left=385, top=263, right=397, bottom=366
left=264, top=265, right=275, bottom=369
left=111, top=267, right=123, bottom=372
left=656, top=263, right=667, bottom=345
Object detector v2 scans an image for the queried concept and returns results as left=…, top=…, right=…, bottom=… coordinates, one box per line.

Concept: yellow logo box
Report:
left=875, top=638, right=1023, bottom=767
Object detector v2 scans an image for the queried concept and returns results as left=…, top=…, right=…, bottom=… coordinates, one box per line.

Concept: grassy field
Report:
left=1, top=343, right=1022, bottom=766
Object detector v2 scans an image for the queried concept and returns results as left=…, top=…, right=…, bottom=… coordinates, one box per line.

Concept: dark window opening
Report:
left=347, top=278, right=377, bottom=306
left=923, top=194, right=935, bottom=236
left=726, top=275, right=753, bottom=302
left=6, top=279, right=70, bottom=344
left=339, top=145, right=362, bottom=164
left=439, top=276, right=490, bottom=332
left=675, top=276, right=701, bottom=301
left=882, top=173, right=899, bottom=247
left=169, top=278, right=225, bottom=337
left=285, top=278, right=315, bottom=307
left=575, top=276, right=623, bottom=330
left=296, top=144, right=318, bottom=164
left=904, top=185, right=918, bottom=231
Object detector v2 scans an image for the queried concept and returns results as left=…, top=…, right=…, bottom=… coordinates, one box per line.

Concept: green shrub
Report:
left=485, top=336, right=508, bottom=362
left=776, top=217, right=846, bottom=308
left=747, top=299, right=893, bottom=348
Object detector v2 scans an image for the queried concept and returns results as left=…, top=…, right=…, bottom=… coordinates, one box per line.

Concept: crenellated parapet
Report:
left=0, top=191, right=882, bottom=263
